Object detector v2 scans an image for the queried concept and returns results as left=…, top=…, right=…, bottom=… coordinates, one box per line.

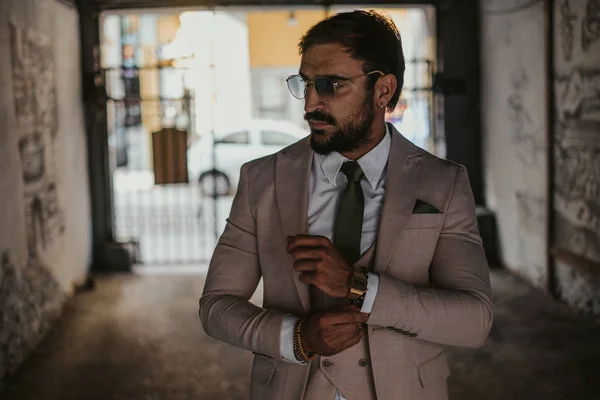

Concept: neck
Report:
left=340, top=117, right=387, bottom=160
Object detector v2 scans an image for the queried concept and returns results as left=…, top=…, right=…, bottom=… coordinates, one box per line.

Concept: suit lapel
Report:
left=374, top=125, right=425, bottom=275
left=275, top=138, right=313, bottom=313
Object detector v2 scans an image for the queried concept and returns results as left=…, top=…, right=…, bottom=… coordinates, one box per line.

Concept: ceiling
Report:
left=73, top=0, right=436, bottom=11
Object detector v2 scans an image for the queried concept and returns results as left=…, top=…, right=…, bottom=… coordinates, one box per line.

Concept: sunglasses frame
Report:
left=286, top=70, right=384, bottom=102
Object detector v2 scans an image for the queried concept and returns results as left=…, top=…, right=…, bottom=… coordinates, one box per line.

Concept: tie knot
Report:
left=340, top=161, right=364, bottom=183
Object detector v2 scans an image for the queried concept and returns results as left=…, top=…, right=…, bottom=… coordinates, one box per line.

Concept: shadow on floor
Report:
left=1, top=270, right=599, bottom=400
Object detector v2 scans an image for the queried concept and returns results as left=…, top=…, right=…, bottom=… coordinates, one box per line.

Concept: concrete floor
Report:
left=1, top=269, right=599, bottom=400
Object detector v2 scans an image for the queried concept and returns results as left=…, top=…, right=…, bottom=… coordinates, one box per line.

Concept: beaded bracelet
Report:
left=293, top=317, right=314, bottom=362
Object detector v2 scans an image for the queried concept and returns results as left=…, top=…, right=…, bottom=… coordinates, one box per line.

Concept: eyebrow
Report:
left=298, top=71, right=351, bottom=81
left=322, top=74, right=351, bottom=81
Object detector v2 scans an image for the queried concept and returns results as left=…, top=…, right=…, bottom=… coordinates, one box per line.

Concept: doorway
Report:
left=99, top=6, right=439, bottom=267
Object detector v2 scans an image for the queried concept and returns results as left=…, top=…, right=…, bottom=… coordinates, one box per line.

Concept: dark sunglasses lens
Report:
left=314, top=78, right=335, bottom=99
left=287, top=76, right=305, bottom=99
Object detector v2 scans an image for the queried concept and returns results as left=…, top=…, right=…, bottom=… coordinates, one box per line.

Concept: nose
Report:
left=304, top=84, right=324, bottom=114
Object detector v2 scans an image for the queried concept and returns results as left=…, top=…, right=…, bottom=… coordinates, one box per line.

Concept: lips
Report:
left=308, top=120, right=330, bottom=128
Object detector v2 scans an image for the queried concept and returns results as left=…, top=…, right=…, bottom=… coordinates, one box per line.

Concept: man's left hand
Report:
left=287, top=234, right=350, bottom=298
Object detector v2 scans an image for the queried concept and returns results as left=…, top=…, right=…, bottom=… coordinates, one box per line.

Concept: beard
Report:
left=305, top=95, right=376, bottom=156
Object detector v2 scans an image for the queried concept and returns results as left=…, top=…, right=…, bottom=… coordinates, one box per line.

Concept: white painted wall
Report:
left=0, top=0, right=91, bottom=379
left=480, top=1, right=548, bottom=288
left=0, top=0, right=91, bottom=301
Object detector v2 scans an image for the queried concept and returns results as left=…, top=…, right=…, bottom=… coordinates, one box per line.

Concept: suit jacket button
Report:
left=409, top=333, right=417, bottom=337
left=387, top=326, right=395, bottom=331
left=358, top=359, right=368, bottom=367
left=322, top=359, right=332, bottom=368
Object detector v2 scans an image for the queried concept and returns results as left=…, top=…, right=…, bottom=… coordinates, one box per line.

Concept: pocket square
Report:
left=412, top=199, right=441, bottom=214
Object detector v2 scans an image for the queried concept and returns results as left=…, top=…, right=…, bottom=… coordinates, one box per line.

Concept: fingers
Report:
left=305, top=311, right=366, bottom=356
left=291, top=247, right=324, bottom=261
left=332, top=304, right=362, bottom=313
left=287, top=235, right=332, bottom=253
left=326, top=310, right=369, bottom=325
left=298, top=272, right=316, bottom=285
left=322, top=325, right=364, bottom=355
left=326, top=321, right=363, bottom=337
left=343, top=328, right=365, bottom=349
left=294, top=260, right=318, bottom=273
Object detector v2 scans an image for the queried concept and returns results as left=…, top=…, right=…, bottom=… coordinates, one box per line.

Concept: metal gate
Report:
left=105, top=68, right=217, bottom=265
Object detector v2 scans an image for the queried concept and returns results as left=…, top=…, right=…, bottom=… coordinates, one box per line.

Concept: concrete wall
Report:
left=0, top=0, right=91, bottom=382
left=481, top=1, right=549, bottom=288
left=481, top=0, right=600, bottom=316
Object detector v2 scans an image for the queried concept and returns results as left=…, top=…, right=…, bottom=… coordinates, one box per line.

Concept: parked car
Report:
left=187, top=119, right=309, bottom=196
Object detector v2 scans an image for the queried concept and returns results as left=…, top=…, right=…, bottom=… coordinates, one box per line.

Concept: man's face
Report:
left=299, top=43, right=376, bottom=155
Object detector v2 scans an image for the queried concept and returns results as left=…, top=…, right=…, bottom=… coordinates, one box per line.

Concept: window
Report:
left=261, top=130, right=297, bottom=146
left=218, top=131, right=249, bottom=144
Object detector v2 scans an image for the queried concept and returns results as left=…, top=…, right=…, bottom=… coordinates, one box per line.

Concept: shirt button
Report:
left=358, top=359, right=369, bottom=367
left=322, top=359, right=332, bottom=368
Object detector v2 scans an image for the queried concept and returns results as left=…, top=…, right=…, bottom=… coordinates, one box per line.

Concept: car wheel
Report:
left=198, top=169, right=231, bottom=197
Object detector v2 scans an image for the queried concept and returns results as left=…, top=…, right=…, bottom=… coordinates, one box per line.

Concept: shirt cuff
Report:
left=360, top=273, right=380, bottom=314
left=280, top=314, right=305, bottom=364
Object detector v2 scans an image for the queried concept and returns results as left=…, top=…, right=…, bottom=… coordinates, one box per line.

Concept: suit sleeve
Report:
left=199, top=163, right=287, bottom=359
left=367, top=165, right=493, bottom=348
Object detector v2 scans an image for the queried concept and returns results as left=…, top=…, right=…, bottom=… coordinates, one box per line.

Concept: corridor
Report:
left=1, top=270, right=598, bottom=400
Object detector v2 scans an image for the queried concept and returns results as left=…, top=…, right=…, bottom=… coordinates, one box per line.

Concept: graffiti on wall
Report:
left=581, top=0, right=600, bottom=52
left=554, top=0, right=600, bottom=263
left=507, top=65, right=546, bottom=166
left=559, top=0, right=578, bottom=61
left=0, top=250, right=64, bottom=376
left=10, top=22, right=64, bottom=264
left=553, top=116, right=600, bottom=261
left=516, top=191, right=546, bottom=235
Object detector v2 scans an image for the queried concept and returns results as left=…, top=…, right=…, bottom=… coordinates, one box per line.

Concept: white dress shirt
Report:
left=279, top=125, right=392, bottom=400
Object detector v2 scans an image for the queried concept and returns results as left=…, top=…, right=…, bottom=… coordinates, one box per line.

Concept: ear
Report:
left=375, top=74, right=398, bottom=109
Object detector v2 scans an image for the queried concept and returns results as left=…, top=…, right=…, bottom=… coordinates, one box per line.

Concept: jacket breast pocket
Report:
left=251, top=353, right=276, bottom=387
left=404, top=214, right=445, bottom=229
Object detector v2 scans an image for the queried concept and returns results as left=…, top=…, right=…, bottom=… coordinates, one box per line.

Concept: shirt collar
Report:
left=317, top=124, right=392, bottom=190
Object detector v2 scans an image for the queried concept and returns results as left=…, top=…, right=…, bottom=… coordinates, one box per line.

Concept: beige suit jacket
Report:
left=199, top=126, right=493, bottom=400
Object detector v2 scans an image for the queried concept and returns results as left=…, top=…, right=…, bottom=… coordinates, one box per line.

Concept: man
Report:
left=200, top=10, right=492, bottom=400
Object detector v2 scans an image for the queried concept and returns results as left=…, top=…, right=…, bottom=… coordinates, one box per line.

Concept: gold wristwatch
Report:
left=347, top=267, right=368, bottom=304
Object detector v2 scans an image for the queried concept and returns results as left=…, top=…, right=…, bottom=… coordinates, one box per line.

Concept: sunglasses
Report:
left=286, top=70, right=383, bottom=102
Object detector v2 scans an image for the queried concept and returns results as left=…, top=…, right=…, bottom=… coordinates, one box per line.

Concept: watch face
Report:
left=351, top=276, right=367, bottom=290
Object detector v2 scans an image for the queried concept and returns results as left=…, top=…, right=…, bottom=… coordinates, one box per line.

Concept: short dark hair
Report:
left=299, top=10, right=405, bottom=111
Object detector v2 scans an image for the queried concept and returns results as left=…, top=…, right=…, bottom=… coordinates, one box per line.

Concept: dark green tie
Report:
left=333, top=161, right=365, bottom=265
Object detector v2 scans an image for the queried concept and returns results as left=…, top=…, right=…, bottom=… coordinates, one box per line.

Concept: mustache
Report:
left=304, top=111, right=336, bottom=125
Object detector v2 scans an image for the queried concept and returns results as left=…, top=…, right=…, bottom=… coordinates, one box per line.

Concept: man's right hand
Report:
left=301, top=305, right=368, bottom=356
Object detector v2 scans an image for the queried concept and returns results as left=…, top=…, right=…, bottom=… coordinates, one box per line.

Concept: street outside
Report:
left=113, top=169, right=234, bottom=266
